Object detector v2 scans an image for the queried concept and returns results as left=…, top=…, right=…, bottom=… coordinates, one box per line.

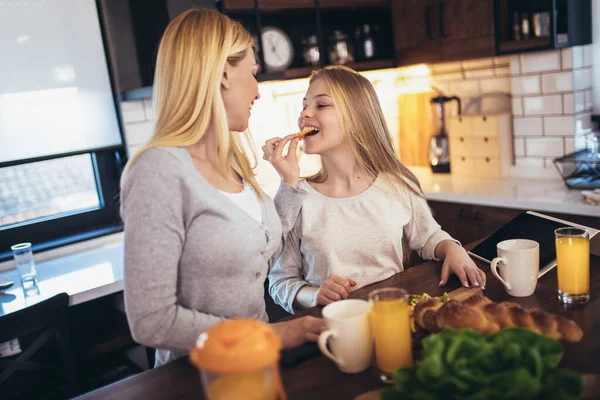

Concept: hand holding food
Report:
left=315, top=275, right=357, bottom=306
left=262, top=134, right=300, bottom=188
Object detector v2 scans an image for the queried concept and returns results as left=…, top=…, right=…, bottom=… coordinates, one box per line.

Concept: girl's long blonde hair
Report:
left=122, top=8, right=261, bottom=195
left=306, top=65, right=424, bottom=199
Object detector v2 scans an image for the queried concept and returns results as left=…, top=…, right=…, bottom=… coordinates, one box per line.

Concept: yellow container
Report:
left=189, top=319, right=286, bottom=400
left=555, top=227, right=590, bottom=304
left=369, top=288, right=413, bottom=383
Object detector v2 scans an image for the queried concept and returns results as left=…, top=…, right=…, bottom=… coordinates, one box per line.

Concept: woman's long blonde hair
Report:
left=306, top=65, right=424, bottom=199
left=123, top=8, right=261, bottom=195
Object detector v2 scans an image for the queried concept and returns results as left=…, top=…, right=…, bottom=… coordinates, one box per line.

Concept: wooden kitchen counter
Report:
left=75, top=246, right=600, bottom=400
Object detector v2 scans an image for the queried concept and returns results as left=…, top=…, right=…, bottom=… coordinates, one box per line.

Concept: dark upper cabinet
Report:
left=392, top=0, right=495, bottom=67
left=439, top=0, right=495, bottom=61
left=392, top=0, right=442, bottom=65
left=100, top=0, right=216, bottom=93
left=494, top=0, right=592, bottom=54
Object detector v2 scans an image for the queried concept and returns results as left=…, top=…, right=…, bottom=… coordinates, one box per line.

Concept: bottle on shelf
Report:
left=521, top=13, right=530, bottom=40
left=513, top=11, right=521, bottom=40
left=357, top=24, right=376, bottom=61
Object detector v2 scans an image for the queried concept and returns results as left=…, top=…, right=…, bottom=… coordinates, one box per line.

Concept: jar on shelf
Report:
left=329, top=30, right=354, bottom=65
left=301, top=34, right=320, bottom=66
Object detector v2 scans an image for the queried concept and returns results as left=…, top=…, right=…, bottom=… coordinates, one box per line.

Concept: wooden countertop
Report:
left=75, top=248, right=600, bottom=400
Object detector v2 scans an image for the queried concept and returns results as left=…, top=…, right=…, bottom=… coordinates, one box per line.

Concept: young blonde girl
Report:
left=265, top=65, right=486, bottom=313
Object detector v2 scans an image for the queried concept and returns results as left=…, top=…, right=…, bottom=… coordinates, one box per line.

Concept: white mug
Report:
left=490, top=239, right=539, bottom=297
left=318, top=299, right=373, bottom=373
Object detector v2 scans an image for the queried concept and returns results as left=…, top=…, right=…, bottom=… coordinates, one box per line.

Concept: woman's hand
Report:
left=437, top=241, right=486, bottom=289
left=262, top=134, right=300, bottom=188
left=316, top=275, right=357, bottom=306
left=272, top=316, right=325, bottom=349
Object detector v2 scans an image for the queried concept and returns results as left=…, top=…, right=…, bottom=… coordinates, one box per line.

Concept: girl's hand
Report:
left=438, top=241, right=486, bottom=289
left=316, top=275, right=357, bottom=305
left=262, top=134, right=300, bottom=188
left=272, top=316, right=325, bottom=349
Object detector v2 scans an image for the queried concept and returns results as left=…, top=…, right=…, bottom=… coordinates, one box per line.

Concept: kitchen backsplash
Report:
left=120, top=45, right=593, bottom=195
left=510, top=46, right=593, bottom=173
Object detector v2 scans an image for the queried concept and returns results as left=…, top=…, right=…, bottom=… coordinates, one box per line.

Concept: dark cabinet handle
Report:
left=425, top=6, right=434, bottom=40
left=484, top=137, right=489, bottom=142
left=438, top=1, right=448, bottom=38
left=485, top=157, right=490, bottom=162
left=461, top=156, right=466, bottom=161
left=459, top=137, right=464, bottom=142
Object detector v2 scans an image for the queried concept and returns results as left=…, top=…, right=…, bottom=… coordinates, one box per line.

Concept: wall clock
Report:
left=261, top=26, right=294, bottom=73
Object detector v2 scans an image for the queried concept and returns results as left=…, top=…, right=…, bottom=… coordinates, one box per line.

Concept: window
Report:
left=0, top=0, right=126, bottom=261
left=0, top=155, right=100, bottom=228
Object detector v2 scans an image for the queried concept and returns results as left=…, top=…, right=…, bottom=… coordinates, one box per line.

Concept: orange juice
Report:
left=371, top=298, right=413, bottom=373
left=556, top=236, right=590, bottom=295
left=207, top=370, right=276, bottom=400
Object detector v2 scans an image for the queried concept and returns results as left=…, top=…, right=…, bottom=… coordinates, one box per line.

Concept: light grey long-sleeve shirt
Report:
left=269, top=175, right=457, bottom=314
left=120, top=146, right=305, bottom=366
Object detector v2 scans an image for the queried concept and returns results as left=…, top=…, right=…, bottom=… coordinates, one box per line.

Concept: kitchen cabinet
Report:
left=493, top=0, right=592, bottom=54
left=100, top=0, right=216, bottom=93
left=391, top=0, right=495, bottom=67
left=392, top=0, right=442, bottom=65
left=439, top=0, right=496, bottom=61
left=103, top=0, right=395, bottom=98
left=429, top=200, right=600, bottom=255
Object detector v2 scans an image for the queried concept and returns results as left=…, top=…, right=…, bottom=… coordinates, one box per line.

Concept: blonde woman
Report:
left=266, top=66, right=486, bottom=314
left=120, top=9, right=323, bottom=367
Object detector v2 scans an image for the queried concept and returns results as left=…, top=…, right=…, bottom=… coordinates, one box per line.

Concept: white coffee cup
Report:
left=490, top=239, right=539, bottom=297
left=318, top=299, right=373, bottom=373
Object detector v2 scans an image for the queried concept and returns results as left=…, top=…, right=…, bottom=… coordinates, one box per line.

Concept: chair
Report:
left=0, top=292, right=78, bottom=399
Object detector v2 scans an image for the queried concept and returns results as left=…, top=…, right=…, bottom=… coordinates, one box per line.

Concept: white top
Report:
left=268, top=175, right=456, bottom=314
left=219, top=181, right=262, bottom=223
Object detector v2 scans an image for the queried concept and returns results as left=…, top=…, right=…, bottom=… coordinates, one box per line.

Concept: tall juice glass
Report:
left=555, top=227, right=590, bottom=304
left=368, top=288, right=412, bottom=383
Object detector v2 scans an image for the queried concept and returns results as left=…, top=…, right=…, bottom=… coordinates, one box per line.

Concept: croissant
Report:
left=412, top=294, right=583, bottom=342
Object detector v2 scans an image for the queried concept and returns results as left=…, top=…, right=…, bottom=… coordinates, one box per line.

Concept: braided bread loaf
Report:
left=412, top=294, right=583, bottom=342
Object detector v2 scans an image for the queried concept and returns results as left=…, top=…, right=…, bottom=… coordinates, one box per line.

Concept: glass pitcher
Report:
left=190, top=319, right=286, bottom=400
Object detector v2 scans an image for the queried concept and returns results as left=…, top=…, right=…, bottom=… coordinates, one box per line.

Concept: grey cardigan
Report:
left=120, top=147, right=305, bottom=366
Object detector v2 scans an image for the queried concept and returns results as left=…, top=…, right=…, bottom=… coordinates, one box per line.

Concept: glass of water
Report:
left=11, top=243, right=38, bottom=287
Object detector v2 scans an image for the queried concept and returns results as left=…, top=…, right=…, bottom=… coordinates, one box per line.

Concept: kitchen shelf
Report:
left=344, top=58, right=395, bottom=71
left=498, top=37, right=551, bottom=53
left=319, top=0, right=388, bottom=8
left=493, top=0, right=592, bottom=55
left=222, top=0, right=315, bottom=10
left=223, top=0, right=387, bottom=10
left=121, top=58, right=396, bottom=99
left=257, top=59, right=395, bottom=82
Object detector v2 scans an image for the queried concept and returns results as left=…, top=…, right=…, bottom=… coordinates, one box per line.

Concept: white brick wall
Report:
left=511, top=45, right=593, bottom=169
left=429, top=56, right=511, bottom=116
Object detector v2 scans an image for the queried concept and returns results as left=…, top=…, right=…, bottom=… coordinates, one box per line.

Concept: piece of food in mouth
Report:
left=294, top=127, right=319, bottom=139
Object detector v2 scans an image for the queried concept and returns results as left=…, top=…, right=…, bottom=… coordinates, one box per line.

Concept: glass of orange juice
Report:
left=555, top=227, right=590, bottom=304
left=368, top=288, right=412, bottom=383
